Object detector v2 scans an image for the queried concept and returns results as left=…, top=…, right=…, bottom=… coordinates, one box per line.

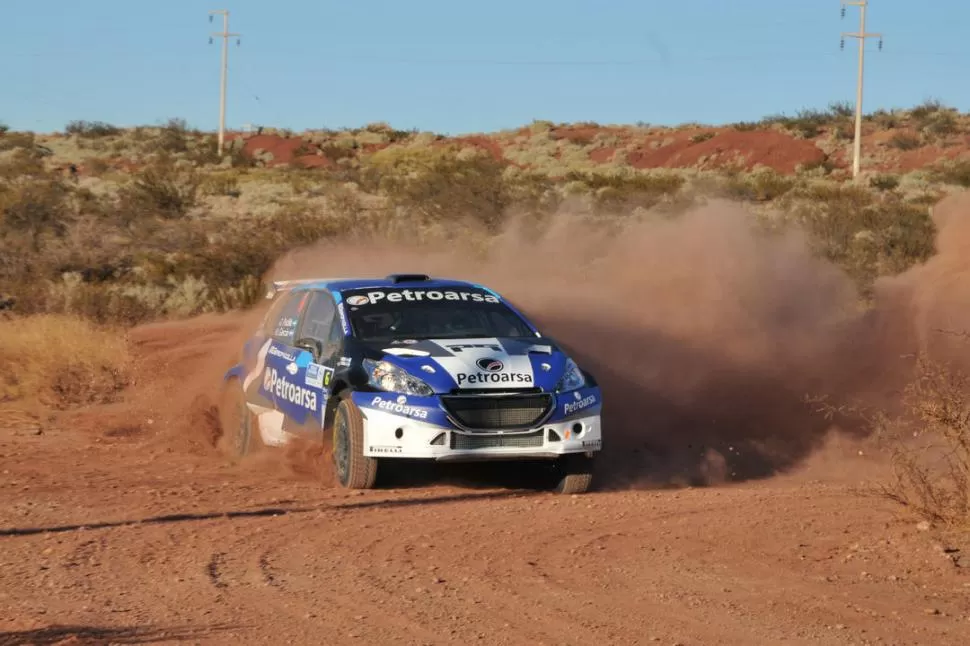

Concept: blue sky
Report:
left=4, top=0, right=970, bottom=135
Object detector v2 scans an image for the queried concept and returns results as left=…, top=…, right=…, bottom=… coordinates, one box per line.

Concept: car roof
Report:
left=270, top=275, right=499, bottom=297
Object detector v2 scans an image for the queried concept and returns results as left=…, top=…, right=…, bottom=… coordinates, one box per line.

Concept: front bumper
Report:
left=356, top=396, right=602, bottom=461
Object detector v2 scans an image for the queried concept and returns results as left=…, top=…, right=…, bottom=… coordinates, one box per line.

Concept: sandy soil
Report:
left=1, top=321, right=969, bottom=646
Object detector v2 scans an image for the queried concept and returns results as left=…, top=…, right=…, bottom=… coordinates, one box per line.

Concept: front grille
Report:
left=451, top=430, right=544, bottom=450
left=440, top=394, right=553, bottom=431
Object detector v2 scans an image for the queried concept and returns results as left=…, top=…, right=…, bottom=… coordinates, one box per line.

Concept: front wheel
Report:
left=332, top=395, right=379, bottom=489
left=552, top=453, right=595, bottom=494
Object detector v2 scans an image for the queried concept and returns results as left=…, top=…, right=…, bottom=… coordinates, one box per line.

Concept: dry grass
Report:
left=0, top=314, right=130, bottom=409
left=814, top=346, right=970, bottom=530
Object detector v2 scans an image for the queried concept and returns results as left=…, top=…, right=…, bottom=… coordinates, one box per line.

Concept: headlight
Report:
left=556, top=358, right=586, bottom=392
left=363, top=359, right=434, bottom=396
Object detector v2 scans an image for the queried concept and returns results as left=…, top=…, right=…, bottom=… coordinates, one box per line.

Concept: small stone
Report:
left=917, top=520, right=931, bottom=532
left=924, top=608, right=940, bottom=615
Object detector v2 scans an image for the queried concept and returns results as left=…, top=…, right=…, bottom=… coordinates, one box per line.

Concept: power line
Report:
left=209, top=9, right=241, bottom=156
left=841, top=0, right=883, bottom=180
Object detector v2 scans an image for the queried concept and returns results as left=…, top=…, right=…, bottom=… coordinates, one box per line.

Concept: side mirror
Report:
left=294, top=337, right=323, bottom=361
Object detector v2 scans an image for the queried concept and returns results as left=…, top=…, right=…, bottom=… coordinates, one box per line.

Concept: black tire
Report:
left=332, top=395, right=379, bottom=489
left=217, top=378, right=262, bottom=460
left=552, top=453, right=595, bottom=494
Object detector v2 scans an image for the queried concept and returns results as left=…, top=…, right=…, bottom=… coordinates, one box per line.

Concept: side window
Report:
left=298, top=291, right=337, bottom=343
left=265, top=291, right=308, bottom=345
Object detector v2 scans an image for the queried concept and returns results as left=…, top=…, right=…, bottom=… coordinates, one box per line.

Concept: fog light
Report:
left=394, top=428, right=404, bottom=439
left=572, top=422, right=583, bottom=436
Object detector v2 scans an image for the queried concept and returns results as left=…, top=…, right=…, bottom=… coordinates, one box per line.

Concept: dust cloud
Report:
left=145, top=192, right=970, bottom=489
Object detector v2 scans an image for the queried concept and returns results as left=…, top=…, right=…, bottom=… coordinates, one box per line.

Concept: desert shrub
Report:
left=0, top=122, right=8, bottom=135
left=200, top=172, right=241, bottom=197
left=0, top=314, right=130, bottom=408
left=561, top=170, right=685, bottom=211
left=869, top=173, right=901, bottom=191
left=117, top=157, right=201, bottom=220
left=0, top=174, right=71, bottom=251
left=910, top=98, right=947, bottom=121
left=782, top=185, right=936, bottom=292
left=65, top=120, right=121, bottom=138
left=689, top=132, right=716, bottom=144
left=731, top=121, right=760, bottom=132
left=868, top=108, right=900, bottom=130
left=888, top=133, right=922, bottom=151
left=145, top=118, right=193, bottom=154
left=361, top=145, right=509, bottom=231
left=818, top=348, right=970, bottom=528
left=0, top=131, right=36, bottom=152
left=919, top=110, right=959, bottom=139
left=722, top=168, right=794, bottom=202
left=927, top=159, right=970, bottom=188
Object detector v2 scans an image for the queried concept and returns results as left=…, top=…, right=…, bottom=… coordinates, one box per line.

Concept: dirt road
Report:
left=1, top=319, right=969, bottom=645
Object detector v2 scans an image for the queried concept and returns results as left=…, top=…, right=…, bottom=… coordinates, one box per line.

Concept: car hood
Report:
left=363, top=336, right=569, bottom=393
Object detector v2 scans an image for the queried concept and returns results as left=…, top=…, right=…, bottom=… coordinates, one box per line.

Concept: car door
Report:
left=286, top=290, right=344, bottom=433
left=257, top=289, right=320, bottom=424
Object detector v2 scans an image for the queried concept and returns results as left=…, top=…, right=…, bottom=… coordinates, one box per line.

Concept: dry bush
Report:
left=118, top=156, right=201, bottom=220
left=65, top=120, right=121, bottom=138
left=0, top=314, right=130, bottom=409
left=0, top=171, right=71, bottom=251
left=817, top=346, right=970, bottom=529
left=779, top=184, right=936, bottom=293
left=928, top=159, right=970, bottom=188
left=361, top=145, right=509, bottom=231
left=888, top=132, right=922, bottom=151
left=875, top=354, right=970, bottom=527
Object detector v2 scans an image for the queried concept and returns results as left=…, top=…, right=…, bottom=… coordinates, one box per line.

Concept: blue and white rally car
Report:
left=219, top=274, right=603, bottom=494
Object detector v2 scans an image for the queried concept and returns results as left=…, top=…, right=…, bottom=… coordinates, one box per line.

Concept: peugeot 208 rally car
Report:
left=220, top=274, right=603, bottom=494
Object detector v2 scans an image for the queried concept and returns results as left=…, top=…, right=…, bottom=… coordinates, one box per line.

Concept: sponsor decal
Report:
left=396, top=395, right=407, bottom=404
left=582, top=439, right=602, bottom=449
left=305, top=363, right=333, bottom=389
left=337, top=303, right=350, bottom=335
left=456, top=372, right=533, bottom=386
left=337, top=356, right=352, bottom=367
left=446, top=343, right=502, bottom=353
left=564, top=393, right=597, bottom=415
left=274, top=316, right=298, bottom=337
left=370, top=395, right=428, bottom=420
left=476, top=358, right=504, bottom=372
left=347, top=290, right=500, bottom=306
left=369, top=445, right=403, bottom=454
left=285, top=362, right=298, bottom=376
left=541, top=362, right=551, bottom=372
left=420, top=365, right=436, bottom=374
left=263, top=368, right=318, bottom=410
left=268, top=345, right=297, bottom=362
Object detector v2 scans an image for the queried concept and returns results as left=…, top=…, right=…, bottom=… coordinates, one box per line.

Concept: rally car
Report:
left=219, top=274, right=603, bottom=494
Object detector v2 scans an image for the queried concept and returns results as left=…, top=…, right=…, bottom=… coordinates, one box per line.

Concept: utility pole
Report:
left=209, top=10, right=241, bottom=156
left=841, top=1, right=883, bottom=180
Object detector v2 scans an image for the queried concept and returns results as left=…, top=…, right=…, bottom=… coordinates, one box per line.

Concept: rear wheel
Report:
left=332, top=395, right=379, bottom=489
left=552, top=453, right=595, bottom=494
left=217, top=378, right=262, bottom=460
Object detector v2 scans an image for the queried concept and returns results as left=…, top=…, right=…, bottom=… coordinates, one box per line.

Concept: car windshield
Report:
left=341, top=287, right=535, bottom=341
